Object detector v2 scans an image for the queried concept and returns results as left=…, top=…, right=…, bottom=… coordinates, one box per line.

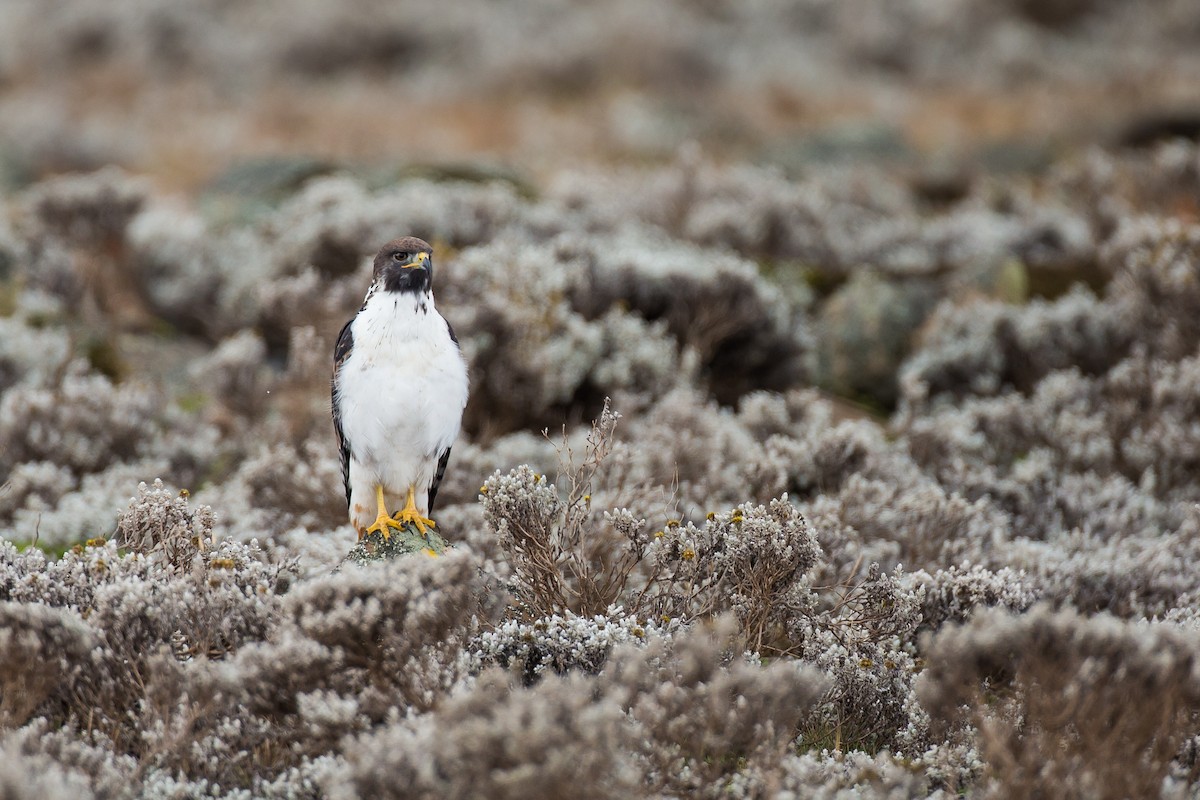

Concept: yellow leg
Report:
left=393, top=485, right=436, bottom=536
left=365, top=485, right=405, bottom=540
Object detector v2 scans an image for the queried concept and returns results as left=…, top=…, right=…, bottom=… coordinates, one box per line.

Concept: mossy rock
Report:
left=343, top=520, right=449, bottom=565
left=814, top=270, right=940, bottom=409
left=957, top=257, right=1030, bottom=304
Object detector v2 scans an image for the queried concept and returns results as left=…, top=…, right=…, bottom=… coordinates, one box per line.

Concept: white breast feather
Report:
left=335, top=290, right=468, bottom=522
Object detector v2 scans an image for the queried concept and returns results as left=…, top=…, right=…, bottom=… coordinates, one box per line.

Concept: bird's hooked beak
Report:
left=401, top=251, right=430, bottom=270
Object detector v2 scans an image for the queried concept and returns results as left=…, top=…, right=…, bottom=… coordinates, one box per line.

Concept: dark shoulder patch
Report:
left=444, top=316, right=460, bottom=347
left=334, top=318, right=354, bottom=366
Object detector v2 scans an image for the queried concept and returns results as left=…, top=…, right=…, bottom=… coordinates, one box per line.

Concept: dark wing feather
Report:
left=429, top=313, right=460, bottom=513
left=332, top=318, right=355, bottom=509
left=428, top=446, right=452, bottom=513
left=432, top=309, right=463, bottom=510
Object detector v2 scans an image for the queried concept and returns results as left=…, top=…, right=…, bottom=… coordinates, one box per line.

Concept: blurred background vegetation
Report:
left=0, top=0, right=1197, bottom=189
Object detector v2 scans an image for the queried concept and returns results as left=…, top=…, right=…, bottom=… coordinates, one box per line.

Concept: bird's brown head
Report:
left=373, top=236, right=434, bottom=294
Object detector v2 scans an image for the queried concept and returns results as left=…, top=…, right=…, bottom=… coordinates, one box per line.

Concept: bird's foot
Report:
left=361, top=484, right=405, bottom=541
left=393, top=486, right=436, bottom=536
left=393, top=506, right=436, bottom=536
left=365, top=513, right=406, bottom=541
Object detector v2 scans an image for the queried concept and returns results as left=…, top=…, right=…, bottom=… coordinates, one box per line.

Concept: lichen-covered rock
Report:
left=343, top=521, right=449, bottom=564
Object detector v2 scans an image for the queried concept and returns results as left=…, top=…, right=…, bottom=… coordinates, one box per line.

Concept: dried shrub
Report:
left=188, top=330, right=270, bottom=418
left=480, top=402, right=661, bottom=618
left=469, top=609, right=667, bottom=684
left=0, top=603, right=94, bottom=727
left=447, top=237, right=688, bottom=436
left=777, top=746, right=945, bottom=798
left=919, top=606, right=1200, bottom=800
left=236, top=438, right=346, bottom=532
left=0, top=739, right=97, bottom=800
left=791, top=564, right=926, bottom=754
left=905, top=348, right=1200, bottom=504
left=900, top=286, right=1123, bottom=407
left=644, top=499, right=822, bottom=653
left=332, top=617, right=828, bottom=800
left=912, top=565, right=1040, bottom=630
left=330, top=667, right=638, bottom=800
left=1104, top=218, right=1200, bottom=361
left=607, top=619, right=828, bottom=798
left=286, top=551, right=499, bottom=711
left=0, top=362, right=162, bottom=477
left=826, top=475, right=1009, bottom=569
left=562, top=230, right=806, bottom=405
left=480, top=400, right=831, bottom=645
left=5, top=458, right=171, bottom=549
left=0, top=480, right=294, bottom=763
left=115, top=478, right=213, bottom=571
left=478, top=402, right=936, bottom=757
left=0, top=461, right=76, bottom=521
left=18, top=168, right=153, bottom=328
left=0, top=313, right=72, bottom=394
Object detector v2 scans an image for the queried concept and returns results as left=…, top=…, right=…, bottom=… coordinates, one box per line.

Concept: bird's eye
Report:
left=392, top=251, right=408, bottom=262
